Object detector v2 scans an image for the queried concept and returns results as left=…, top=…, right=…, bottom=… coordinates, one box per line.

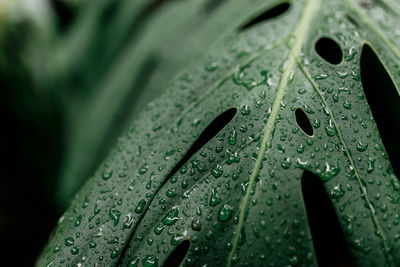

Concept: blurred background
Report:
left=0, top=0, right=178, bottom=265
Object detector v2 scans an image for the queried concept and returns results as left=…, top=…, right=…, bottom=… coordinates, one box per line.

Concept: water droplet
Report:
left=171, top=234, right=184, bottom=245
left=227, top=152, right=240, bottom=165
left=331, top=184, right=345, bottom=199
left=123, top=213, right=133, bottom=230
left=211, top=165, right=223, bottom=178
left=320, top=162, right=340, bottom=181
left=205, top=61, right=218, bottom=72
left=344, top=46, right=357, bottom=61
left=166, top=189, right=177, bottom=198
left=218, top=204, right=234, bottom=222
left=343, top=100, right=352, bottom=109
left=191, top=219, right=201, bottom=231
left=367, top=158, right=375, bottom=173
left=240, top=105, right=251, bottom=115
left=111, top=247, right=120, bottom=259
left=162, top=207, right=180, bottom=225
left=102, top=169, right=113, bottom=180
left=210, top=188, right=222, bottom=206
left=109, top=205, right=121, bottom=226
left=75, top=215, right=82, bottom=227
left=71, top=246, right=79, bottom=255
left=89, top=242, right=96, bottom=249
left=142, top=255, right=158, bottom=267
left=313, top=118, right=321, bottom=128
left=135, top=199, right=146, bottom=214
left=298, top=88, right=307, bottom=94
left=336, top=71, right=348, bottom=78
left=154, top=223, right=164, bottom=235
left=314, top=73, right=329, bottom=80
left=356, top=141, right=368, bottom=152
left=229, top=128, right=237, bottom=145
left=281, top=158, right=292, bottom=169
left=65, top=237, right=74, bottom=246
left=295, top=158, right=311, bottom=170
left=128, top=256, right=140, bottom=267
left=325, top=120, right=336, bottom=136
left=53, top=245, right=60, bottom=253
left=297, top=144, right=305, bottom=153
left=232, top=64, right=266, bottom=90
left=139, top=164, right=149, bottom=174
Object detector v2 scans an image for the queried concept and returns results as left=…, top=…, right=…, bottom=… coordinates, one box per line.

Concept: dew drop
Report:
left=191, top=219, right=202, bottom=231
left=320, top=162, right=340, bottom=181
left=162, top=207, right=180, bottom=225
left=218, top=204, right=234, bottom=222
left=135, top=199, right=146, bottom=214
left=210, top=188, right=222, bottom=206
left=142, top=255, right=158, bottom=267
left=330, top=184, right=345, bottom=199
left=65, top=237, right=74, bottom=246
left=356, top=141, right=368, bottom=152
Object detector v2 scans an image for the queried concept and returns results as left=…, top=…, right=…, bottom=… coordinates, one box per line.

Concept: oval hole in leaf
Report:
left=361, top=44, right=400, bottom=178
left=301, top=171, right=354, bottom=267
left=238, top=2, right=290, bottom=31
left=315, top=37, right=343, bottom=65
left=166, top=108, right=237, bottom=180
left=295, top=108, right=313, bottom=136
left=163, top=240, right=190, bottom=267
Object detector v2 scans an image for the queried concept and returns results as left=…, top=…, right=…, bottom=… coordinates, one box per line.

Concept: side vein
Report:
left=378, top=0, right=400, bottom=17
left=226, top=0, right=320, bottom=265
left=344, top=0, right=400, bottom=60
left=296, top=59, right=393, bottom=266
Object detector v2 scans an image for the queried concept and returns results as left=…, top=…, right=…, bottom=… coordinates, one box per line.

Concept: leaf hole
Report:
left=301, top=171, right=354, bottom=267
left=361, top=44, right=400, bottom=178
left=166, top=108, right=237, bottom=180
left=238, top=2, right=290, bottom=31
left=295, top=108, right=313, bottom=136
left=315, top=37, right=343, bottom=65
left=163, top=240, right=190, bottom=267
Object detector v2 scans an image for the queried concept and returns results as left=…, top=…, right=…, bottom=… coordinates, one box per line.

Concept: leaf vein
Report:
left=344, top=0, right=400, bottom=60
left=226, top=0, right=320, bottom=265
left=296, top=58, right=394, bottom=266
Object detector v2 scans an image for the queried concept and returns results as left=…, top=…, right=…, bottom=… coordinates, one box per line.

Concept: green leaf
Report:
left=37, top=0, right=400, bottom=266
left=55, top=0, right=290, bottom=208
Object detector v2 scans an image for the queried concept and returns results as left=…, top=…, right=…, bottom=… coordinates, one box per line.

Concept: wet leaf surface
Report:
left=36, top=0, right=400, bottom=266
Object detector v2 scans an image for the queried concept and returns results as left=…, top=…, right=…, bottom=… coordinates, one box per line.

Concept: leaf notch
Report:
left=238, top=2, right=291, bottom=31
left=301, top=171, right=354, bottom=267
left=360, top=43, right=400, bottom=178
left=163, top=240, right=190, bottom=266
left=166, top=107, right=237, bottom=181
left=117, top=108, right=237, bottom=264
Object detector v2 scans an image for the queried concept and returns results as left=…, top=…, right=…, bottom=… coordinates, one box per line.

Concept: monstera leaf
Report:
left=37, top=0, right=400, bottom=266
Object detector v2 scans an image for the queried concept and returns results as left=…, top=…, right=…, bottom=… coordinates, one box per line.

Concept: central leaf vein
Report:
left=226, top=0, right=320, bottom=265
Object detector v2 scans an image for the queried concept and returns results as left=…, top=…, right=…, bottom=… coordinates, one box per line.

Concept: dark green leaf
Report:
left=37, top=0, right=400, bottom=266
